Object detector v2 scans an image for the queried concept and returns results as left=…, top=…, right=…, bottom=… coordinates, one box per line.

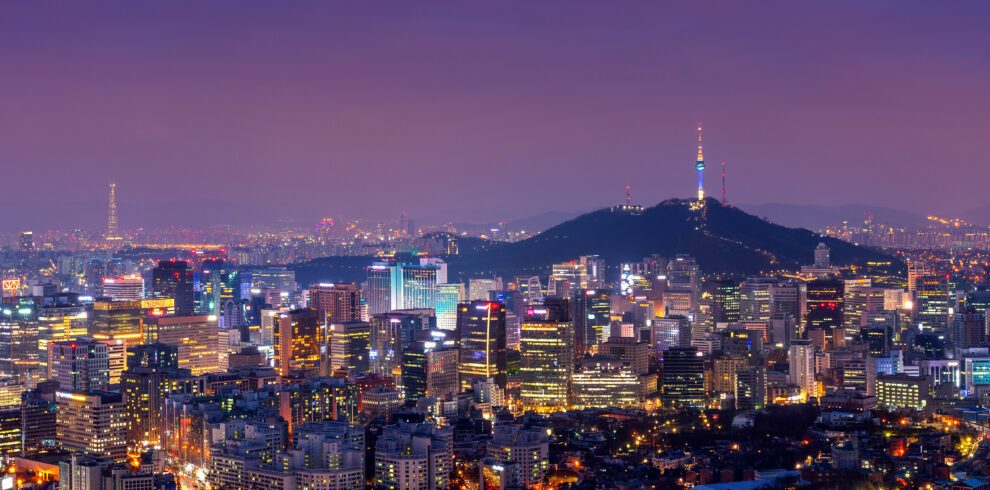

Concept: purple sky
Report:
left=3, top=1, right=990, bottom=231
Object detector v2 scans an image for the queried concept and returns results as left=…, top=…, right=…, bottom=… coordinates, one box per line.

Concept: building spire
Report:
left=107, top=182, right=119, bottom=240
left=695, top=122, right=705, bottom=201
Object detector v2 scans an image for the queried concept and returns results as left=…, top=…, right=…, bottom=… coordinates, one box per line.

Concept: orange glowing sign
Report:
left=1, top=280, right=18, bottom=292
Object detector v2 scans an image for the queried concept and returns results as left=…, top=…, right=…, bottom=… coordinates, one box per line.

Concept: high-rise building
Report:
left=307, top=283, right=362, bottom=324
left=789, top=339, right=817, bottom=401
left=571, top=357, right=640, bottom=409
left=739, top=277, right=775, bottom=323
left=660, top=347, right=705, bottom=408
left=274, top=309, right=324, bottom=377
left=145, top=315, right=220, bottom=375
left=485, top=425, right=549, bottom=489
left=369, top=309, right=435, bottom=379
left=329, top=321, right=371, bottom=373
left=436, top=283, right=463, bottom=332
left=19, top=231, right=34, bottom=253
left=456, top=301, right=507, bottom=391
left=101, top=275, right=144, bottom=301
left=106, top=182, right=119, bottom=240
left=91, top=298, right=175, bottom=349
left=950, top=308, right=986, bottom=350
left=814, top=243, right=831, bottom=268
left=876, top=374, right=931, bottom=411
left=519, top=302, right=573, bottom=410
left=252, top=266, right=296, bottom=293
left=916, top=275, right=949, bottom=332
left=573, top=288, right=611, bottom=353
left=374, top=422, right=451, bottom=490
left=666, top=255, right=699, bottom=316
left=468, top=278, right=502, bottom=302
left=401, top=340, right=457, bottom=403
left=56, top=391, right=127, bottom=462
left=709, top=279, right=740, bottom=324
left=21, top=381, right=58, bottom=457
left=47, top=338, right=110, bottom=392
left=844, top=286, right=885, bottom=329
left=735, top=366, right=767, bottom=410
left=806, top=280, right=844, bottom=340
left=151, top=260, right=195, bottom=315
left=907, top=261, right=933, bottom=292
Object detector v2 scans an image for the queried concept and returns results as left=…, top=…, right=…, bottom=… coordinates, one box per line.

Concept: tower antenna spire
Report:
left=626, top=185, right=631, bottom=205
left=721, top=160, right=727, bottom=205
left=695, top=122, right=705, bottom=202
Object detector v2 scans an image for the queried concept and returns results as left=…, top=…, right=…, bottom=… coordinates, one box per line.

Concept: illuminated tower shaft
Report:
left=696, top=123, right=705, bottom=201
left=107, top=182, right=119, bottom=239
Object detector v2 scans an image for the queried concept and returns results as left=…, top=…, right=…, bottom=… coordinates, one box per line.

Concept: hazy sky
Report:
left=3, top=1, right=990, bottom=231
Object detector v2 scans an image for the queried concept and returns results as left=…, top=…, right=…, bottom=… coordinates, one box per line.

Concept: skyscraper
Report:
left=739, top=277, right=775, bottom=323
left=789, top=339, right=817, bottom=401
left=47, top=338, right=110, bottom=392
left=573, top=288, right=611, bottom=353
left=56, top=390, right=127, bottom=462
left=151, top=260, right=195, bottom=315
left=519, top=302, right=573, bottom=410
left=456, top=301, right=507, bottom=391
left=916, top=275, right=949, bottom=332
left=106, top=182, right=119, bottom=240
left=329, top=320, right=371, bottom=373
left=145, top=315, right=221, bottom=375
left=660, top=346, right=705, bottom=408
left=308, top=283, right=362, bottom=324
left=814, top=243, right=831, bottom=268
left=435, top=283, right=464, bottom=331
left=274, top=309, right=324, bottom=377
left=709, top=279, right=740, bottom=324
left=102, top=275, right=144, bottom=301
left=666, top=255, right=699, bottom=316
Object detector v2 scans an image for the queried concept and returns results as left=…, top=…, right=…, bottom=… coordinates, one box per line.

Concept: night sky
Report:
left=3, top=1, right=990, bottom=231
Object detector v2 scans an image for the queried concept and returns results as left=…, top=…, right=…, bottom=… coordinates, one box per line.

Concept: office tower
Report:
left=485, top=425, right=549, bottom=489
left=806, top=280, right=844, bottom=342
left=101, top=275, right=144, bottom=301
left=666, top=255, right=699, bottom=316
left=401, top=340, right=457, bottom=402
left=274, top=309, right=324, bottom=377
left=600, top=336, right=649, bottom=374
left=56, top=391, right=127, bottom=462
left=916, top=275, right=949, bottom=332
left=907, top=261, right=933, bottom=292
left=19, top=231, right=33, bottom=253
left=374, top=422, right=451, bottom=490
left=126, top=343, right=179, bottom=370
left=789, top=339, right=817, bottom=400
left=844, top=286, right=885, bottom=329
left=91, top=298, right=175, bottom=348
left=739, top=277, right=775, bottom=323
left=0, top=305, right=40, bottom=380
left=951, top=308, right=986, bottom=350
left=876, top=375, right=931, bottom=411
left=151, top=260, right=195, bottom=315
left=144, top=315, right=220, bottom=375
left=47, top=339, right=110, bottom=392
left=769, top=312, right=798, bottom=347
left=468, top=278, right=502, bottom=302
left=369, top=309, right=434, bottom=379
left=579, top=255, right=606, bottom=289
left=120, top=344, right=200, bottom=447
left=84, top=258, right=125, bottom=297
left=713, top=355, right=748, bottom=394
left=329, top=320, right=371, bottom=373
left=573, top=288, right=611, bottom=353
left=456, top=301, right=507, bottom=390
left=709, top=279, right=740, bottom=324
left=199, top=259, right=240, bottom=316
left=21, top=381, right=57, bottom=457
left=652, top=316, right=691, bottom=354
left=436, top=283, right=463, bottom=331
left=519, top=302, right=573, bottom=410
left=365, top=263, right=395, bottom=315
left=106, top=182, right=119, bottom=240
left=550, top=261, right=582, bottom=297
left=0, top=408, right=20, bottom=459
left=770, top=282, right=802, bottom=321
left=570, top=357, right=640, bottom=409
left=814, top=242, right=831, bottom=268
left=106, top=339, right=126, bottom=387
left=307, top=283, right=362, bottom=324
left=361, top=386, right=403, bottom=420
left=400, top=262, right=439, bottom=311
left=252, top=266, right=296, bottom=292
left=735, top=366, right=766, bottom=410
left=660, top=347, right=705, bottom=408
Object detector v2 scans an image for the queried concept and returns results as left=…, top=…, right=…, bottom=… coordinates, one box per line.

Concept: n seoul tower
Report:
left=695, top=122, right=705, bottom=202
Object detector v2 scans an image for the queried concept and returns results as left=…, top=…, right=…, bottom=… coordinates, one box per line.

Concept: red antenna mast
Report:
left=625, top=185, right=631, bottom=205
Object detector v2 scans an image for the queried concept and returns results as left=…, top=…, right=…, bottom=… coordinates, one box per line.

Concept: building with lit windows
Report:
left=145, top=315, right=220, bottom=375
left=571, top=357, right=640, bottom=409
left=710, top=279, right=740, bottom=324
left=876, top=375, right=931, bottom=411
left=151, top=260, right=195, bottom=315
left=456, top=301, right=507, bottom=390
left=519, top=303, right=573, bottom=410
left=365, top=259, right=441, bottom=316
left=91, top=298, right=175, bottom=349
left=274, top=309, right=324, bottom=377
left=485, top=424, right=549, bottom=489
left=964, top=357, right=990, bottom=394
left=308, top=283, right=362, bottom=324
left=47, top=338, right=110, bottom=392
left=329, top=321, right=371, bottom=373
left=739, top=277, right=775, bottom=323
left=661, top=347, right=705, bottom=408
left=374, top=421, right=450, bottom=490
left=735, top=366, right=767, bottom=410
left=915, top=275, right=949, bottom=332
left=0, top=408, right=20, bottom=459
left=21, top=382, right=58, bottom=457
left=102, top=275, right=144, bottom=301
left=666, top=255, right=699, bottom=316
left=806, top=280, right=844, bottom=334
left=789, top=339, right=817, bottom=400
left=435, top=283, right=463, bottom=331
left=361, top=385, right=402, bottom=420
left=56, top=390, right=127, bottom=462
left=573, top=288, right=611, bottom=353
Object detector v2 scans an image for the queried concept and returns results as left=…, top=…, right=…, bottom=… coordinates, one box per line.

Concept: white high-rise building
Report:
left=789, top=339, right=817, bottom=400
left=48, top=338, right=110, bottom=392
left=102, top=276, right=144, bottom=301
left=374, top=422, right=451, bottom=490
left=486, top=425, right=550, bottom=488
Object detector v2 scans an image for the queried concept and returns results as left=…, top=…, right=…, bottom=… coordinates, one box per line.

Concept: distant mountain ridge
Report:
left=739, top=202, right=928, bottom=230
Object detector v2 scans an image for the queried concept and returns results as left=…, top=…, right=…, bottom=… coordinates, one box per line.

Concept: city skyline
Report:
left=4, top=2, right=990, bottom=232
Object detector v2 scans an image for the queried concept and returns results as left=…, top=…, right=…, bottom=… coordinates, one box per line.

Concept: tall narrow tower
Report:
left=107, top=182, right=119, bottom=239
left=695, top=123, right=705, bottom=201
left=721, top=160, right=727, bottom=205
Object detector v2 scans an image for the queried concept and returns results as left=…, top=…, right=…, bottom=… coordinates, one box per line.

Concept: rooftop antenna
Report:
left=720, top=160, right=727, bottom=205
left=626, top=185, right=631, bottom=205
